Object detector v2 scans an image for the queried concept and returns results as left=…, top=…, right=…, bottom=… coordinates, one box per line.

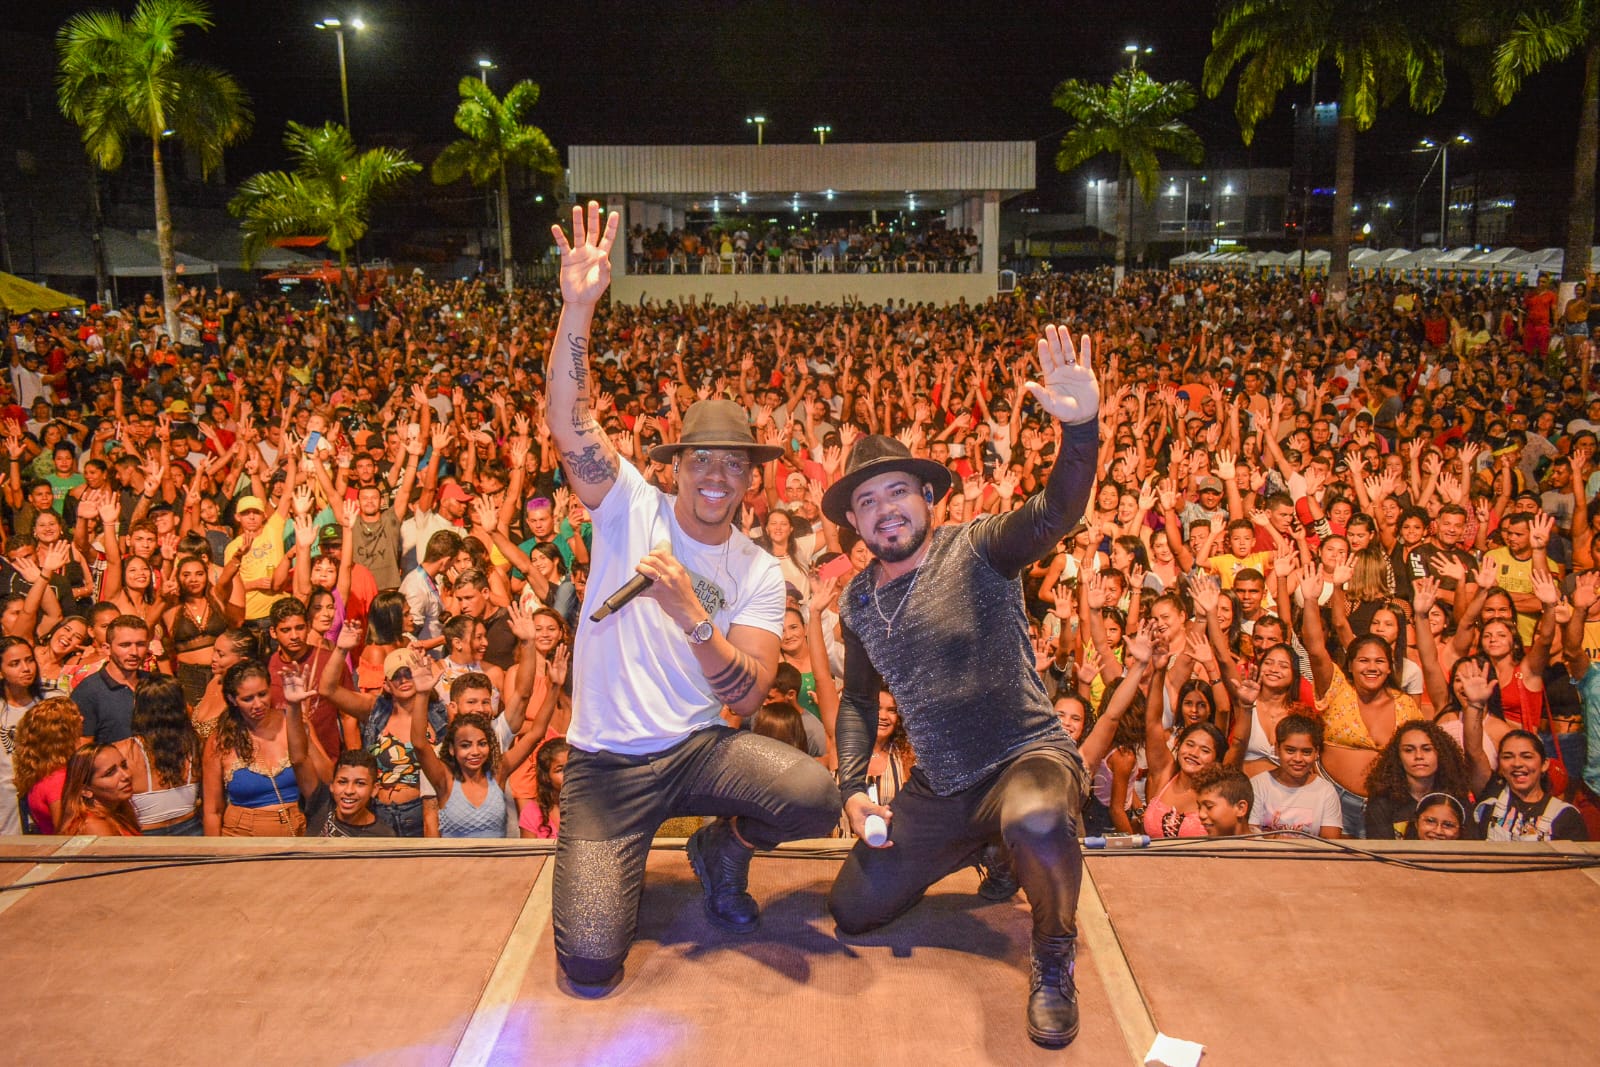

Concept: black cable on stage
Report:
left=1, top=829, right=1595, bottom=893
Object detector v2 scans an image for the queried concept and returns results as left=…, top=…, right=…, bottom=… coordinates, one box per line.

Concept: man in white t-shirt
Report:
left=544, top=204, right=840, bottom=990
left=1248, top=715, right=1343, bottom=838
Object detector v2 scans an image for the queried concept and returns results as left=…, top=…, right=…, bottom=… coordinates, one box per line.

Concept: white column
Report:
left=607, top=196, right=627, bottom=277
left=981, top=191, right=1000, bottom=276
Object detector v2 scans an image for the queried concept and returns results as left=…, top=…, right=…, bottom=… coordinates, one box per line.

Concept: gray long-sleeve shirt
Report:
left=836, top=419, right=1099, bottom=799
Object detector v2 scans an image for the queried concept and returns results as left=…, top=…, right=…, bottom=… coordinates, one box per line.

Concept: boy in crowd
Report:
left=1194, top=765, right=1254, bottom=838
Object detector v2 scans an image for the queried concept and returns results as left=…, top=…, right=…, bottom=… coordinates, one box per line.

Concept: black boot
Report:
left=974, top=841, right=1020, bottom=902
left=1027, top=934, right=1080, bottom=1048
left=686, top=818, right=760, bottom=934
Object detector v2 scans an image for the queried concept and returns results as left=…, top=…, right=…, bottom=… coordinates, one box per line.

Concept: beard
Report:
left=859, top=508, right=931, bottom=564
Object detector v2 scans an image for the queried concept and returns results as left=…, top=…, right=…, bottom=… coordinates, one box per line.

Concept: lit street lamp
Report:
left=813, top=124, right=832, bottom=145
left=314, top=16, right=365, bottom=133
left=477, top=57, right=495, bottom=84
left=1124, top=42, right=1153, bottom=68
left=1414, top=134, right=1470, bottom=248
left=746, top=115, right=767, bottom=145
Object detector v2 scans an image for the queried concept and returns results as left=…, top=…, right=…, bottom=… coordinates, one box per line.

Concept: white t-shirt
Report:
left=570, top=460, right=784, bottom=755
left=1248, top=771, right=1342, bottom=835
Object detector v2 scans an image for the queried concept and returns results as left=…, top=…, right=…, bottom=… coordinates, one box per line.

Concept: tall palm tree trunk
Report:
left=1115, top=155, right=1131, bottom=285
left=151, top=137, right=180, bottom=339
left=498, top=163, right=515, bottom=291
left=1564, top=40, right=1600, bottom=284
left=1328, top=106, right=1357, bottom=307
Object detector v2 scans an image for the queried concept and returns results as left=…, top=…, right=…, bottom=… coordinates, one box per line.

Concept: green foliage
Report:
left=431, top=77, right=560, bottom=188
left=56, top=0, right=252, bottom=175
left=229, top=121, right=420, bottom=267
left=1203, top=0, right=1449, bottom=140
left=1052, top=68, right=1204, bottom=201
left=1475, top=0, right=1598, bottom=102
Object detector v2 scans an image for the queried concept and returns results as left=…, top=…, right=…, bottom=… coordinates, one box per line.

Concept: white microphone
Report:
left=863, top=782, right=888, bottom=847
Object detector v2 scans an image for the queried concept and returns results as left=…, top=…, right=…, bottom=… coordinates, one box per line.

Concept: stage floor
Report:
left=1, top=837, right=1596, bottom=1066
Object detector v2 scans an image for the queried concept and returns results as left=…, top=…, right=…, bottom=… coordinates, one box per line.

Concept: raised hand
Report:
left=1529, top=510, right=1554, bottom=551
left=1455, top=658, right=1496, bottom=707
left=1024, top=325, right=1099, bottom=426
left=281, top=665, right=313, bottom=706
left=1188, top=572, right=1221, bottom=616
left=1413, top=576, right=1440, bottom=616
left=1531, top=565, right=1560, bottom=607
left=335, top=620, right=363, bottom=651
left=1215, top=450, right=1236, bottom=481
left=552, top=201, right=621, bottom=307
left=1123, top=620, right=1157, bottom=665
left=507, top=602, right=537, bottom=642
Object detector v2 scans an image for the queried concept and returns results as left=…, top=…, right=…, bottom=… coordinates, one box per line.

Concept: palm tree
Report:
left=1466, top=0, right=1600, bottom=283
left=229, top=121, right=419, bottom=281
left=1203, top=0, right=1450, bottom=304
left=432, top=76, right=560, bottom=291
left=56, top=0, right=251, bottom=339
left=1054, top=68, right=1204, bottom=282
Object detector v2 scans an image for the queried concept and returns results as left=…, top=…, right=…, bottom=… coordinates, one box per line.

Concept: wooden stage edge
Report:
left=1, top=837, right=1597, bottom=1067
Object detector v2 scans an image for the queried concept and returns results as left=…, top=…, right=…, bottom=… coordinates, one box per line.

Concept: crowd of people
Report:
left=1, top=249, right=1596, bottom=850
left=627, top=220, right=981, bottom=275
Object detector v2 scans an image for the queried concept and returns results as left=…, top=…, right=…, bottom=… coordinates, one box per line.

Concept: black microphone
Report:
left=589, top=541, right=671, bottom=623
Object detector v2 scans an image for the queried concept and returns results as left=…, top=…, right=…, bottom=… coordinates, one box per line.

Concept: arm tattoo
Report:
left=560, top=442, right=618, bottom=485
left=567, top=332, right=589, bottom=383
left=707, top=649, right=759, bottom=706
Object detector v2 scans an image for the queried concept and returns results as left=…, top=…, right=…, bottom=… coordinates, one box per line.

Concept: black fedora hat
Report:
left=821, top=435, right=952, bottom=527
left=648, top=399, right=785, bottom=464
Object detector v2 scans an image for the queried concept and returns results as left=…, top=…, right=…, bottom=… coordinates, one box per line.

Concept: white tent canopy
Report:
left=30, top=228, right=218, bottom=279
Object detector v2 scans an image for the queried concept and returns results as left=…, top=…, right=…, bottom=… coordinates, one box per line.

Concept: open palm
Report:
left=1025, top=325, right=1100, bottom=426
left=552, top=200, right=619, bottom=306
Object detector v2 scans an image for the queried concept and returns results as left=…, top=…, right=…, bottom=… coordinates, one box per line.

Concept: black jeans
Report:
left=552, top=725, right=841, bottom=985
left=829, top=740, right=1085, bottom=941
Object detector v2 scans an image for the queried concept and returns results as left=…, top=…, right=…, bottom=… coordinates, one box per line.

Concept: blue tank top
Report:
left=226, top=762, right=299, bottom=809
left=438, top=779, right=508, bottom=839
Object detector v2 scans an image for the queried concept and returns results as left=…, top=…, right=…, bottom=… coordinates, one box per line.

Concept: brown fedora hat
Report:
left=821, top=434, right=951, bottom=526
left=647, top=399, right=785, bottom=464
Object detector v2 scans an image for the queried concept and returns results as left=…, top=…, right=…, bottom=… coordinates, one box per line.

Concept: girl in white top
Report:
left=117, top=675, right=203, bottom=835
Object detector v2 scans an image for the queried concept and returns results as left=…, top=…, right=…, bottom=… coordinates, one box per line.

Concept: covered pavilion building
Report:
left=567, top=141, right=1033, bottom=306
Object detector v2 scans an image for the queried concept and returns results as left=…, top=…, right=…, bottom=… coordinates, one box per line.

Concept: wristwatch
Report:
left=687, top=618, right=715, bottom=645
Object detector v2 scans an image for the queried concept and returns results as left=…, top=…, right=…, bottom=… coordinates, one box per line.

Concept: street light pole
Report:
left=477, top=57, right=495, bottom=85
left=746, top=115, right=767, bottom=145
left=813, top=124, right=831, bottom=145
left=314, top=17, right=364, bottom=133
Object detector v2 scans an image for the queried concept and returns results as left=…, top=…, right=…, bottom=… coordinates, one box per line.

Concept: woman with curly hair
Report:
left=13, top=697, right=83, bottom=833
left=519, top=738, right=570, bottom=839
left=57, top=743, right=140, bottom=836
left=202, top=661, right=313, bottom=836
left=1361, top=720, right=1474, bottom=839
left=116, top=675, right=202, bottom=835
left=411, top=704, right=536, bottom=839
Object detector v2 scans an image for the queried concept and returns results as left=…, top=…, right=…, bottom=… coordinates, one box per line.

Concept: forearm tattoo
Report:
left=560, top=442, right=618, bottom=485
left=707, top=648, right=759, bottom=707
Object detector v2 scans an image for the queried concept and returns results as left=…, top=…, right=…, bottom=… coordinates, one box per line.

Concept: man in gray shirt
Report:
left=825, top=325, right=1100, bottom=1049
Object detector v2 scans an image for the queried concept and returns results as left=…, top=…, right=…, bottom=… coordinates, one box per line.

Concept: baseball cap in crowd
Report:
left=316, top=525, right=343, bottom=554
left=440, top=482, right=474, bottom=504
left=236, top=496, right=265, bottom=514
left=168, top=399, right=191, bottom=415
left=383, top=649, right=417, bottom=682
left=1197, top=476, right=1224, bottom=494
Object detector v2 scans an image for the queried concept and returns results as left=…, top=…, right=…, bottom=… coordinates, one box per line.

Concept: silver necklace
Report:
left=873, top=548, right=928, bottom=636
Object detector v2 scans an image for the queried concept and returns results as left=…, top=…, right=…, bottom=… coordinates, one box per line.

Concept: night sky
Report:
left=16, top=0, right=1588, bottom=206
